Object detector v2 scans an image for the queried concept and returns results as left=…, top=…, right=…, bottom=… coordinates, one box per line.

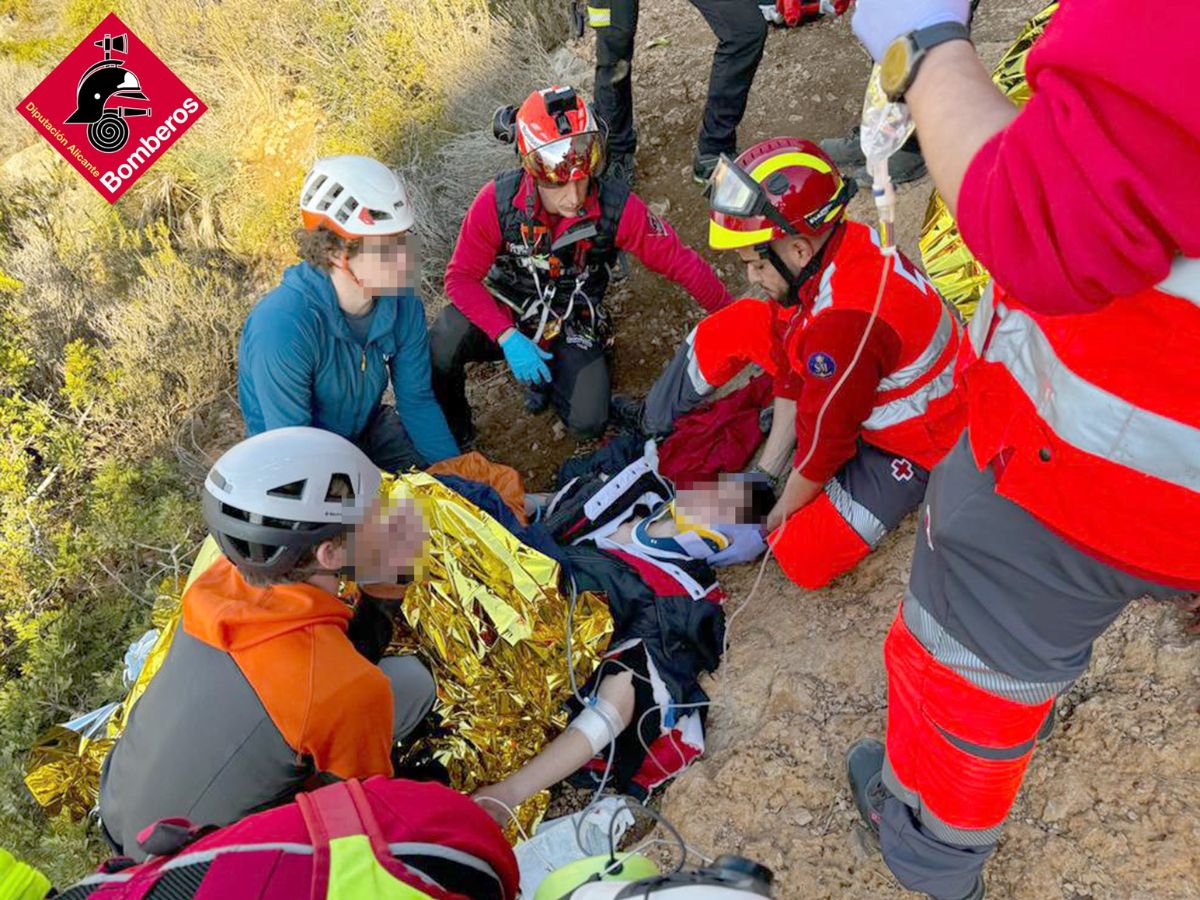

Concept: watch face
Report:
left=880, top=37, right=914, bottom=98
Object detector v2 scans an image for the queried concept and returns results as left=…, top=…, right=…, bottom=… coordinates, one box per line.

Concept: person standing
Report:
left=588, top=0, right=768, bottom=183
left=843, top=2, right=1200, bottom=898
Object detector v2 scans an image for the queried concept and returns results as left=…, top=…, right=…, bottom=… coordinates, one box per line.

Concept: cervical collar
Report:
left=630, top=500, right=731, bottom=562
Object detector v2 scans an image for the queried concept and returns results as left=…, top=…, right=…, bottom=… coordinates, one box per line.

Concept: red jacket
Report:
left=957, top=0, right=1200, bottom=316
left=786, top=222, right=964, bottom=479
left=956, top=0, right=1200, bottom=587
left=445, top=174, right=732, bottom=340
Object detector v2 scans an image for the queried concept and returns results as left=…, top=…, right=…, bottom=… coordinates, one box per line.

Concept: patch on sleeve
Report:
left=645, top=211, right=667, bottom=236
left=806, top=351, right=837, bottom=378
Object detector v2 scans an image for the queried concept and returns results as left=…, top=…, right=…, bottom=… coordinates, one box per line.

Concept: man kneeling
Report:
left=99, top=427, right=436, bottom=859
left=625, top=138, right=966, bottom=589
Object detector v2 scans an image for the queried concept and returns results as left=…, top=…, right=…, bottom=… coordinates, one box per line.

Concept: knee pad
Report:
left=771, top=492, right=871, bottom=590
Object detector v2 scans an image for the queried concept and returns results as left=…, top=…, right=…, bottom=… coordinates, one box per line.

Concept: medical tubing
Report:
left=723, top=247, right=896, bottom=654
left=613, top=797, right=689, bottom=875
left=474, top=794, right=561, bottom=872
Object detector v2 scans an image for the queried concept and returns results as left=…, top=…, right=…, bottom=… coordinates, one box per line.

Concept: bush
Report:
left=0, top=0, right=581, bottom=884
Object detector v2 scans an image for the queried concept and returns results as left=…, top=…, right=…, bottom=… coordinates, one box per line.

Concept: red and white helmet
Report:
left=299, top=155, right=414, bottom=239
left=708, top=137, right=852, bottom=252
left=515, top=86, right=604, bottom=184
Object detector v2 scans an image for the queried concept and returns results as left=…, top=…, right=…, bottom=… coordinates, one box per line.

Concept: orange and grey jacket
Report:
left=99, top=556, right=396, bottom=859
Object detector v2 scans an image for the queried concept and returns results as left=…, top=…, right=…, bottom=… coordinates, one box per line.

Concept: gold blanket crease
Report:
left=387, top=473, right=612, bottom=838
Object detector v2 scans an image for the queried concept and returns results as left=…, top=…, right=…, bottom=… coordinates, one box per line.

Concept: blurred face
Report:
left=675, top=478, right=755, bottom=529
left=340, top=231, right=419, bottom=296
left=320, top=494, right=430, bottom=593
left=537, top=177, right=590, bottom=217
left=736, top=236, right=813, bottom=301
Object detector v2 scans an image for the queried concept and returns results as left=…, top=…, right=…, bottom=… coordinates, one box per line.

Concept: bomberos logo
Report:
left=17, top=12, right=206, bottom=202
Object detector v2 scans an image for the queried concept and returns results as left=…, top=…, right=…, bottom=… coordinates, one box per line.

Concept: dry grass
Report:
left=0, top=0, right=585, bottom=883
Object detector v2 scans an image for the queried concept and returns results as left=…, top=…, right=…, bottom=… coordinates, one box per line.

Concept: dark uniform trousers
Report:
left=593, top=0, right=768, bottom=158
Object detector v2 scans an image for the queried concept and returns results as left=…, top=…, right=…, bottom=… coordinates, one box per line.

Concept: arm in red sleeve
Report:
left=443, top=181, right=515, bottom=341
left=792, top=310, right=901, bottom=483
left=615, top=191, right=733, bottom=313
left=956, top=0, right=1200, bottom=314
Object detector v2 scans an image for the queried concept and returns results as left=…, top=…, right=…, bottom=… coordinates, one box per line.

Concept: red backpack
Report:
left=59, top=778, right=518, bottom=900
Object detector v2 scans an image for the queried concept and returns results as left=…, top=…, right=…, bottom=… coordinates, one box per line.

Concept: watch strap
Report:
left=911, top=20, right=971, bottom=53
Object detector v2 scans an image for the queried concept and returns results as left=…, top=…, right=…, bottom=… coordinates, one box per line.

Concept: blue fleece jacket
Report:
left=238, top=263, right=458, bottom=464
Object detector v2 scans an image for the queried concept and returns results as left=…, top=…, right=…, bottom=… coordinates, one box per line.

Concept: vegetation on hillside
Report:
left=0, top=0, right=581, bottom=882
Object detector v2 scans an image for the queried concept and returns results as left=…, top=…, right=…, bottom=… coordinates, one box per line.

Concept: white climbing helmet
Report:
left=299, top=155, right=415, bottom=239
left=202, top=427, right=382, bottom=580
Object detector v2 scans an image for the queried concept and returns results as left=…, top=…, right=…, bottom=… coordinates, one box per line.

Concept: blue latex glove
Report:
left=708, top=524, right=768, bottom=567
left=499, top=329, right=553, bottom=385
left=851, top=0, right=970, bottom=62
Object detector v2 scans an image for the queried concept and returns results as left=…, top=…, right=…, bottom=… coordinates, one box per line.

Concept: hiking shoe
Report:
left=524, top=384, right=550, bottom=414
left=609, top=393, right=647, bottom=435
left=846, top=738, right=888, bottom=840
left=693, top=153, right=720, bottom=186
left=848, top=739, right=988, bottom=900
left=607, top=151, right=636, bottom=187
left=820, top=126, right=867, bottom=169
left=848, top=149, right=928, bottom=188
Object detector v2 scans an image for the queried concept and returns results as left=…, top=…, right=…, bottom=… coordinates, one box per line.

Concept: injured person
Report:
left=616, top=138, right=967, bottom=590
left=472, top=442, right=774, bottom=823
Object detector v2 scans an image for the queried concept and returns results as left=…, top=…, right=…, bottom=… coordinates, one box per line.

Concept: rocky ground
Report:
left=462, top=1, right=1200, bottom=896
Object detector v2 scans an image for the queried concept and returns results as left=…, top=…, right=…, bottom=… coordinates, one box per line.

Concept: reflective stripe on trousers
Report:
left=973, top=278, right=1200, bottom=492
left=882, top=601, right=1062, bottom=846
left=825, top=475, right=886, bottom=547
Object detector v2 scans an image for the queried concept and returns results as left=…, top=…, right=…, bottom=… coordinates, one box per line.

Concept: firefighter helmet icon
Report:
left=64, top=33, right=151, bottom=153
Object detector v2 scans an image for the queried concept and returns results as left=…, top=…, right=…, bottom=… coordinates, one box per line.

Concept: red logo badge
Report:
left=16, top=13, right=206, bottom=203
left=891, top=458, right=915, bottom=482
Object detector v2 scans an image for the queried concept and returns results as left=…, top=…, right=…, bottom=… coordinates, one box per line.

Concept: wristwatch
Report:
left=879, top=21, right=971, bottom=102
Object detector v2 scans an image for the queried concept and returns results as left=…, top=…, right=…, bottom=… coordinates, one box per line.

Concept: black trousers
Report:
left=355, top=404, right=427, bottom=473
left=594, top=0, right=767, bottom=158
left=429, top=306, right=611, bottom=444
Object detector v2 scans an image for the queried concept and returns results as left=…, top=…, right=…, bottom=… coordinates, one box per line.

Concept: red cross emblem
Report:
left=891, top=458, right=915, bottom=482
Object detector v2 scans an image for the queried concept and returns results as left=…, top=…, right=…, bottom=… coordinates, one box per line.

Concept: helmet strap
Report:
left=332, top=252, right=366, bottom=291
left=761, top=221, right=843, bottom=308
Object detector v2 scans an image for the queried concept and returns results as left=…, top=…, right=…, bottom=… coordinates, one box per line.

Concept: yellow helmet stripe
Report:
left=749, top=150, right=832, bottom=183
left=709, top=218, right=775, bottom=250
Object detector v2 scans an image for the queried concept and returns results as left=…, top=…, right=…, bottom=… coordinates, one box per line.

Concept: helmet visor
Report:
left=709, top=153, right=799, bottom=242
left=709, top=154, right=766, bottom=218
left=522, top=132, right=602, bottom=184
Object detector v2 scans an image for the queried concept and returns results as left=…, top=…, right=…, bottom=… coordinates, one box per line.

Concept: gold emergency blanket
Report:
left=918, top=2, right=1059, bottom=319
left=25, top=479, right=611, bottom=839
left=23, top=726, right=114, bottom=819
left=387, top=472, right=612, bottom=837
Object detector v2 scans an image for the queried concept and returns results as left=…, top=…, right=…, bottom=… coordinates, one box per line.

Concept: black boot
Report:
left=608, top=393, right=647, bottom=436
left=607, top=151, right=636, bottom=187
left=846, top=738, right=888, bottom=841
left=846, top=738, right=987, bottom=900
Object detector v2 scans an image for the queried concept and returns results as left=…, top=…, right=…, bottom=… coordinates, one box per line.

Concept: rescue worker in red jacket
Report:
left=625, top=137, right=965, bottom=589
left=430, top=86, right=732, bottom=446
left=843, top=1, right=1200, bottom=899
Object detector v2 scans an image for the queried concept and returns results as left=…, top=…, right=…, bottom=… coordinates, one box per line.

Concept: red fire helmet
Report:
left=708, top=137, right=852, bottom=251
left=515, top=86, right=604, bottom=184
